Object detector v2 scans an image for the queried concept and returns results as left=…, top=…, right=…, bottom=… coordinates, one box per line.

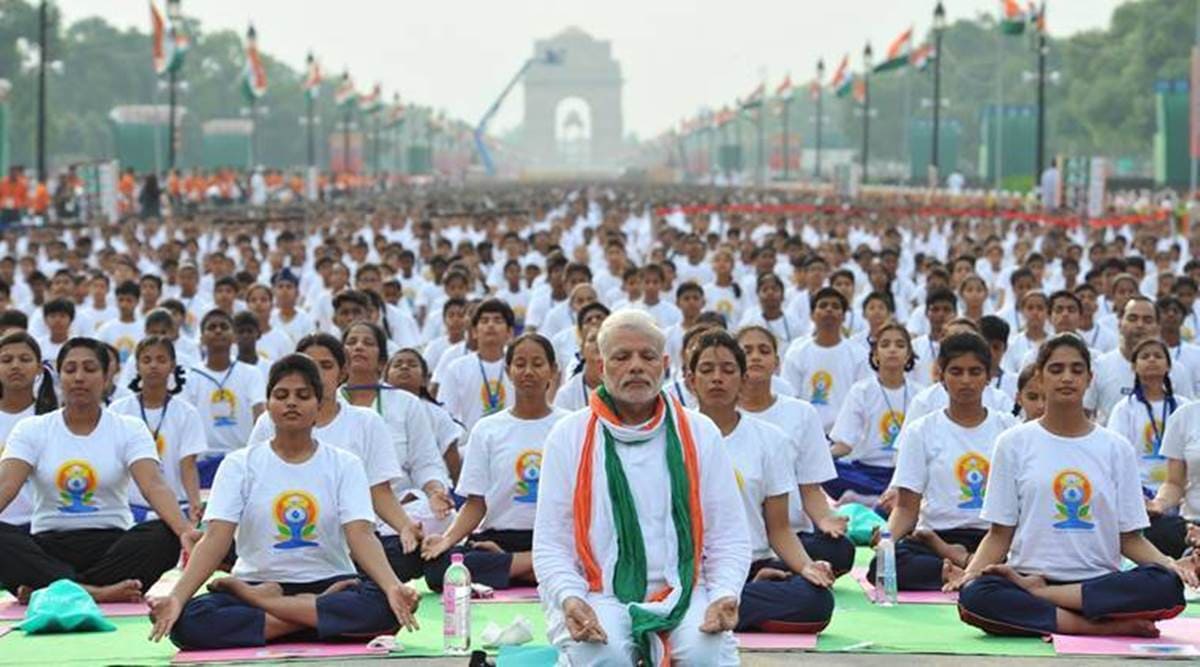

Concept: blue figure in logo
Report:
left=1052, top=470, right=1095, bottom=531
left=513, top=451, right=541, bottom=504
left=56, top=461, right=99, bottom=514
left=956, top=454, right=989, bottom=510
left=273, top=492, right=320, bottom=549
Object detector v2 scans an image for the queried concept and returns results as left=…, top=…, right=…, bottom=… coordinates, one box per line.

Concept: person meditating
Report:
left=735, top=325, right=853, bottom=577
left=690, top=329, right=835, bottom=633
left=533, top=309, right=751, bottom=665
left=867, top=333, right=1017, bottom=590
left=149, top=354, right=421, bottom=650
left=0, top=337, right=199, bottom=603
left=951, top=335, right=1196, bottom=637
left=421, top=333, right=567, bottom=591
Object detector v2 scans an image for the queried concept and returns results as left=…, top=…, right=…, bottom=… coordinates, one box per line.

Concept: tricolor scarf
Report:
left=573, top=385, right=704, bottom=665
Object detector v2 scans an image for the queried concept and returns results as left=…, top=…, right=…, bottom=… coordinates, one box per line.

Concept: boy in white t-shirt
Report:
left=96, top=280, right=145, bottom=366
left=782, top=287, right=870, bottom=431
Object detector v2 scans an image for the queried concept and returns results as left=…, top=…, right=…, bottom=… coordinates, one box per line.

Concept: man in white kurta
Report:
left=534, top=309, right=751, bottom=666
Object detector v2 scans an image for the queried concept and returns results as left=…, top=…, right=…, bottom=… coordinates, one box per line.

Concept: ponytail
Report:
left=33, top=363, right=58, bottom=415
left=731, top=282, right=742, bottom=299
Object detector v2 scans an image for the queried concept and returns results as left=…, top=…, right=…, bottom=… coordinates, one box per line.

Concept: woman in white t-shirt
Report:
left=341, top=322, right=452, bottom=533
left=0, top=333, right=59, bottom=530
left=148, top=354, right=420, bottom=650
left=1153, top=399, right=1200, bottom=563
left=421, top=333, right=567, bottom=591
left=951, top=335, right=1195, bottom=638
left=1106, top=339, right=1190, bottom=558
left=869, top=333, right=1018, bottom=590
left=690, top=329, right=835, bottom=633
left=0, top=337, right=199, bottom=604
left=249, top=334, right=425, bottom=583
left=827, top=322, right=918, bottom=503
left=384, top=348, right=464, bottom=482
left=736, top=325, right=854, bottom=577
left=111, top=336, right=205, bottom=524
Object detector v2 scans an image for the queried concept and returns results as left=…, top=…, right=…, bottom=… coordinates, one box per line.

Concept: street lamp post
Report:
left=36, top=0, right=47, bottom=182
left=815, top=58, right=824, bottom=180
left=862, top=42, right=872, bottom=183
left=932, top=1, right=946, bottom=186
left=305, top=52, right=316, bottom=170
left=1035, top=24, right=1047, bottom=181
left=165, top=0, right=184, bottom=172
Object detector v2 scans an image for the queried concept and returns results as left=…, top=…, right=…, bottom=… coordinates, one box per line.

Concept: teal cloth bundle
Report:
left=19, top=579, right=116, bottom=634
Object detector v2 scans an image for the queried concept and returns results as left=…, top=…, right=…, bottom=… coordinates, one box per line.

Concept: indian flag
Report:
left=852, top=77, right=867, bottom=104
left=1001, top=0, right=1026, bottom=35
left=1029, top=1, right=1046, bottom=34
left=360, top=83, right=384, bottom=114
left=240, top=24, right=267, bottom=102
left=739, top=83, right=765, bottom=110
left=874, top=27, right=913, bottom=73
left=335, top=72, right=358, bottom=110
left=302, top=52, right=321, bottom=100
left=910, top=42, right=936, bottom=71
left=829, top=54, right=851, bottom=96
left=775, top=74, right=793, bottom=99
left=149, top=1, right=186, bottom=76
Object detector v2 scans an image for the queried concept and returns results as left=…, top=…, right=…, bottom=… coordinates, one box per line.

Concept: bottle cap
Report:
left=451, top=553, right=465, bottom=564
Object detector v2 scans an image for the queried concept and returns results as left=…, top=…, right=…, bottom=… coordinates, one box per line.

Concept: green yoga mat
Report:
left=1, top=616, right=176, bottom=665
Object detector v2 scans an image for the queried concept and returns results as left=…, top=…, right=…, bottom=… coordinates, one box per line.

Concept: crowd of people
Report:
left=0, top=181, right=1198, bottom=662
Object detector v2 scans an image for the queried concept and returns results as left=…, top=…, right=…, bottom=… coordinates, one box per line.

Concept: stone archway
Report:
left=523, top=27, right=623, bottom=169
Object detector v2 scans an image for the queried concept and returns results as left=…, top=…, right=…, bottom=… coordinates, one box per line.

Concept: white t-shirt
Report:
left=722, top=413, right=796, bottom=562
left=703, top=283, right=744, bottom=327
left=1084, top=349, right=1195, bottom=423
left=456, top=408, right=568, bottom=533
left=1161, top=401, right=1200, bottom=520
left=270, top=309, right=316, bottom=348
left=1106, top=394, right=1187, bottom=494
left=829, top=376, right=918, bottom=467
left=111, top=395, right=207, bottom=506
left=247, top=403, right=402, bottom=489
left=2, top=409, right=158, bottom=533
left=205, top=441, right=374, bottom=584
left=0, top=404, right=36, bottom=525
left=909, top=335, right=941, bottom=386
left=422, top=400, right=464, bottom=455
left=781, top=338, right=870, bottom=431
left=96, top=318, right=144, bottom=366
left=552, top=372, right=595, bottom=413
left=742, top=395, right=834, bottom=534
left=181, top=361, right=266, bottom=455
left=255, top=328, right=295, bottom=365
left=438, top=353, right=516, bottom=434
left=891, top=409, right=1018, bottom=532
left=981, top=421, right=1149, bottom=582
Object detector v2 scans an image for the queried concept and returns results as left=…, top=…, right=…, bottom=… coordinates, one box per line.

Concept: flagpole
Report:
left=932, top=1, right=946, bottom=186
left=815, top=59, right=825, bottom=180
left=36, top=0, right=47, bottom=182
left=1035, top=8, right=1047, bottom=182
left=863, top=42, right=873, bottom=184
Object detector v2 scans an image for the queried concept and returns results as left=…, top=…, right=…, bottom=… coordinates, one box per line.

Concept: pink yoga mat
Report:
left=475, top=587, right=540, bottom=604
left=0, top=600, right=149, bottom=621
left=735, top=632, right=818, bottom=650
left=849, top=567, right=959, bottom=604
left=172, top=642, right=389, bottom=664
left=1052, top=617, right=1200, bottom=656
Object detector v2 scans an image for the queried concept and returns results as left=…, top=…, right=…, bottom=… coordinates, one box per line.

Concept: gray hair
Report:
left=597, top=308, right=666, bottom=358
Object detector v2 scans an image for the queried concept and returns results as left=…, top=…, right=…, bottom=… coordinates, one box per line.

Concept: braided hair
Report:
left=127, top=335, right=187, bottom=395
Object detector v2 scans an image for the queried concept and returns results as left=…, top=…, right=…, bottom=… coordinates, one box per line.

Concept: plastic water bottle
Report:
left=875, top=530, right=898, bottom=606
left=443, top=553, right=472, bottom=654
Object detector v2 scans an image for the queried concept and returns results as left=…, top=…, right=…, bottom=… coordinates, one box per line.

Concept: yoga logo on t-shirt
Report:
left=809, top=371, right=833, bottom=405
left=273, top=490, right=320, bottom=549
left=210, top=388, right=238, bottom=427
left=1141, top=420, right=1166, bottom=459
left=154, top=432, right=167, bottom=458
left=955, top=453, right=990, bottom=509
left=479, top=380, right=507, bottom=415
left=513, top=450, right=541, bottom=503
left=1051, top=469, right=1095, bottom=531
left=878, top=410, right=904, bottom=450
left=55, top=459, right=99, bottom=514
left=115, top=336, right=136, bottom=364
left=715, top=299, right=734, bottom=317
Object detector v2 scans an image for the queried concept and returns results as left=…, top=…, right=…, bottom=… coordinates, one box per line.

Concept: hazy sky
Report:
left=59, top=0, right=1127, bottom=138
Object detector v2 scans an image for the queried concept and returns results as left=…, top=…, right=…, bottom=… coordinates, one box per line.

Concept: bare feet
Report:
left=1056, top=610, right=1161, bottom=637
left=941, top=558, right=965, bottom=585
left=982, top=564, right=1047, bottom=592
left=82, top=579, right=144, bottom=603
left=1105, top=619, right=1161, bottom=638
left=207, top=577, right=283, bottom=603
left=16, top=585, right=33, bottom=605
left=320, top=578, right=360, bottom=596
left=913, top=530, right=970, bottom=568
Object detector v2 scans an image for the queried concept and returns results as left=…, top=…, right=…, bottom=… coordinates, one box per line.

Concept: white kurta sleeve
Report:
left=533, top=417, right=591, bottom=609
